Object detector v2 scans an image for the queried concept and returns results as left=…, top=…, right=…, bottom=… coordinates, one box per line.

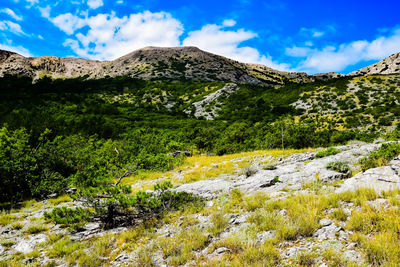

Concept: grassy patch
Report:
left=359, top=142, right=400, bottom=171
left=326, top=161, right=350, bottom=173
left=156, top=226, right=210, bottom=266
left=24, top=224, right=47, bottom=234
left=315, top=147, right=341, bottom=158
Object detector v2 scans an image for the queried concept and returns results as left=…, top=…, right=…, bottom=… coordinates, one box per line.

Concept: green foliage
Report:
left=326, top=161, right=350, bottom=173
left=360, top=142, right=400, bottom=171
left=44, top=207, right=92, bottom=226
left=73, top=182, right=203, bottom=228
left=0, top=76, right=386, bottom=203
left=315, top=147, right=341, bottom=158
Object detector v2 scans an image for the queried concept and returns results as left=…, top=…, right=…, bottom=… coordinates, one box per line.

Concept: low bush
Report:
left=44, top=207, right=92, bottom=226
left=66, top=181, right=204, bottom=229
left=315, top=147, right=341, bottom=158
left=359, top=142, right=400, bottom=171
left=326, top=161, right=350, bottom=173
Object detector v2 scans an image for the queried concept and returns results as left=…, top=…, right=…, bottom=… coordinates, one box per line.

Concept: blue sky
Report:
left=1, top=0, right=400, bottom=74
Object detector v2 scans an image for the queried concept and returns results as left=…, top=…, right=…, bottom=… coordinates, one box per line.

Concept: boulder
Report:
left=337, top=166, right=400, bottom=193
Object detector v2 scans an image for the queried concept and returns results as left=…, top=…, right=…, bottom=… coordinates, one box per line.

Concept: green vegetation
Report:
left=359, top=142, right=400, bottom=171
left=315, top=147, right=341, bottom=158
left=0, top=75, right=380, bottom=203
left=46, top=181, right=203, bottom=228
left=44, top=207, right=92, bottom=226
left=326, top=161, right=350, bottom=173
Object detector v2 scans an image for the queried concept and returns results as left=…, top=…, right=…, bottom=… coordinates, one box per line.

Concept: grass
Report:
left=326, top=161, right=350, bottom=173
left=332, top=208, right=348, bottom=221
left=123, top=148, right=316, bottom=187
left=315, top=147, right=341, bottom=158
left=359, top=142, right=400, bottom=171
left=0, top=239, right=16, bottom=248
left=11, top=222, right=23, bottom=230
left=208, top=211, right=229, bottom=236
left=24, top=224, right=47, bottom=234
left=0, top=212, right=16, bottom=226
left=156, top=226, right=210, bottom=266
left=47, top=195, right=72, bottom=205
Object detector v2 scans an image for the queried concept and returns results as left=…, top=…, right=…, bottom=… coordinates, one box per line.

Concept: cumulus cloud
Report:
left=51, top=13, right=87, bottom=35
left=25, top=0, right=39, bottom=8
left=183, top=20, right=290, bottom=71
left=0, top=41, right=32, bottom=56
left=0, top=20, right=26, bottom=35
left=0, top=8, right=23, bottom=21
left=40, top=6, right=289, bottom=70
left=87, top=0, right=103, bottom=9
left=286, top=26, right=400, bottom=73
left=49, top=11, right=183, bottom=59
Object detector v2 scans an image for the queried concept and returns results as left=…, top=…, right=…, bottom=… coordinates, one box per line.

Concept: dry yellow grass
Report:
left=123, top=148, right=316, bottom=188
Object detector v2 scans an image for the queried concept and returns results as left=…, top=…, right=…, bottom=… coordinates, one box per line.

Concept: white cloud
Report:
left=87, top=0, right=103, bottom=9
left=116, top=0, right=123, bottom=4
left=0, top=8, right=23, bottom=21
left=38, top=5, right=51, bottom=18
left=183, top=20, right=290, bottom=71
left=286, top=27, right=400, bottom=73
left=25, top=0, right=39, bottom=8
left=222, top=19, right=236, bottom=27
left=0, top=20, right=26, bottom=35
left=42, top=7, right=289, bottom=71
left=0, top=41, right=32, bottom=56
left=52, top=11, right=183, bottom=60
left=51, top=13, right=87, bottom=35
left=300, top=27, right=325, bottom=38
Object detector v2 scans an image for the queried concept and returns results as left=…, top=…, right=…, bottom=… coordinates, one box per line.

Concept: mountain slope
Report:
left=0, top=46, right=341, bottom=86
left=350, top=52, right=400, bottom=76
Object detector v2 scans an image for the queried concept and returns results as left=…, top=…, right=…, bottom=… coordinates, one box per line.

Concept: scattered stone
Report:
left=256, top=231, right=276, bottom=244
left=65, top=188, right=77, bottom=194
left=47, top=193, right=58, bottom=198
left=22, top=258, right=34, bottom=264
left=215, top=247, right=230, bottom=254
left=278, top=209, right=287, bottom=216
left=319, top=219, right=332, bottom=227
left=343, top=250, right=363, bottom=263
left=313, top=224, right=342, bottom=240
left=337, top=166, right=400, bottom=193
left=14, top=240, right=34, bottom=254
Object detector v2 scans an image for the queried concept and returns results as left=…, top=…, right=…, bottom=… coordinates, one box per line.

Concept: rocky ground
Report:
left=1, top=142, right=400, bottom=266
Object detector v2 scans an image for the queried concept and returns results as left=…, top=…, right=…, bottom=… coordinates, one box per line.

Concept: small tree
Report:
left=73, top=181, right=201, bottom=229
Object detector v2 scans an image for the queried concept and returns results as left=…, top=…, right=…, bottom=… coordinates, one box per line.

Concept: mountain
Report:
left=0, top=46, right=343, bottom=86
left=350, top=52, right=400, bottom=76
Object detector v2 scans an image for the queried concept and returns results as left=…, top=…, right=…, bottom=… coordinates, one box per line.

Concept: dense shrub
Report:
left=44, top=207, right=92, bottom=225
left=326, top=161, right=350, bottom=173
left=360, top=143, right=400, bottom=171
left=73, top=181, right=203, bottom=228
left=315, top=147, right=341, bottom=158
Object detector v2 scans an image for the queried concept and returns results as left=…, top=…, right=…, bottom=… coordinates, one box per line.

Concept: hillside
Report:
left=1, top=47, right=400, bottom=266
left=350, top=52, right=400, bottom=76
left=0, top=46, right=343, bottom=86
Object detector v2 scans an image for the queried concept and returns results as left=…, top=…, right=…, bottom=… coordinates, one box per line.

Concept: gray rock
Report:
left=343, top=250, right=363, bottom=263
left=14, top=240, right=34, bottom=254
left=174, top=143, right=379, bottom=198
left=319, top=219, right=332, bottom=227
left=175, top=179, right=232, bottom=198
left=313, top=224, right=341, bottom=240
left=22, top=258, right=34, bottom=264
left=256, top=231, right=276, bottom=244
left=337, top=166, right=400, bottom=193
left=215, top=247, right=230, bottom=254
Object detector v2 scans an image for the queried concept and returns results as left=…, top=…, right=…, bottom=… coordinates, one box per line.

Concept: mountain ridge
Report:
left=0, top=46, right=345, bottom=85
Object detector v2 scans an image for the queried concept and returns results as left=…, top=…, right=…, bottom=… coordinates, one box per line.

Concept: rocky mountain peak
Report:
left=350, top=52, right=400, bottom=76
left=0, top=49, right=18, bottom=62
